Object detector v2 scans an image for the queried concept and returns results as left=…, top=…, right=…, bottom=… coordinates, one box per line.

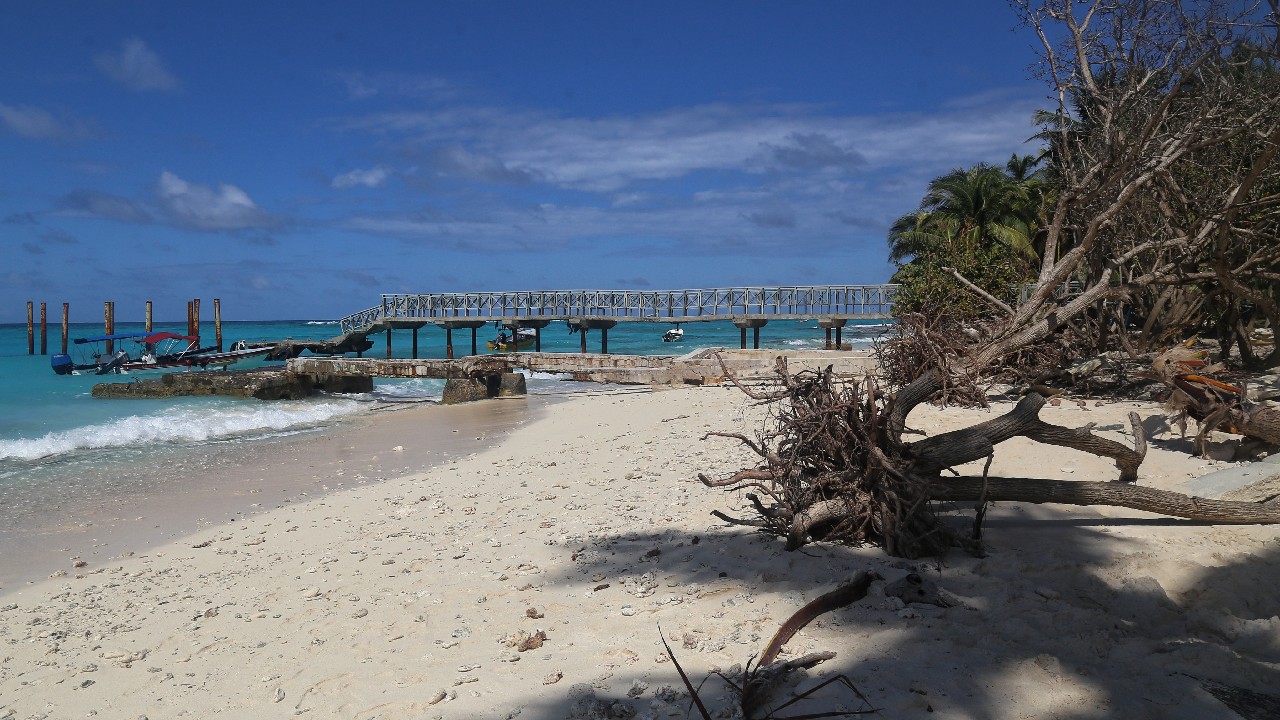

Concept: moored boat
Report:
left=662, top=326, right=685, bottom=342
left=51, top=332, right=273, bottom=375
left=51, top=332, right=149, bottom=375
left=117, top=335, right=273, bottom=372
left=486, top=327, right=537, bottom=351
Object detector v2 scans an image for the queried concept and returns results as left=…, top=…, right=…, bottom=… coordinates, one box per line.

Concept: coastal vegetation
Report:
left=706, top=0, right=1280, bottom=560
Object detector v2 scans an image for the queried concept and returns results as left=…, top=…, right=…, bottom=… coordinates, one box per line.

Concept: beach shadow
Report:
left=505, top=504, right=1280, bottom=720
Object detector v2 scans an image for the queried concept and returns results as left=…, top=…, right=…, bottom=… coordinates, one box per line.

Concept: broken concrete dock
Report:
left=90, top=349, right=878, bottom=403
left=90, top=367, right=373, bottom=400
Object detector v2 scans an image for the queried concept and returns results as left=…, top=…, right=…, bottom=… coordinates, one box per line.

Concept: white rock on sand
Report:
left=1, top=384, right=1277, bottom=719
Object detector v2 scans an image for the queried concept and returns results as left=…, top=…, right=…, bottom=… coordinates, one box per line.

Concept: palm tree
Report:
left=914, top=163, right=1040, bottom=262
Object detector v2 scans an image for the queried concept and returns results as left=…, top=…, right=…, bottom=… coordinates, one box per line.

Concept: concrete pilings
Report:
left=435, top=320, right=488, bottom=358
left=567, top=318, right=618, bottom=353
left=818, top=318, right=848, bottom=350
left=732, top=319, right=768, bottom=349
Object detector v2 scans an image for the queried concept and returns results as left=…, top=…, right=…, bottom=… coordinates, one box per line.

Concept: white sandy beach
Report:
left=2, top=379, right=1278, bottom=719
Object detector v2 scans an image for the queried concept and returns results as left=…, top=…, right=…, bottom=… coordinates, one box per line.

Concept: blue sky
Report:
left=1, top=1, right=1049, bottom=323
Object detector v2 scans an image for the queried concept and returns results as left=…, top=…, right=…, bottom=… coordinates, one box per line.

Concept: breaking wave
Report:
left=0, top=398, right=364, bottom=461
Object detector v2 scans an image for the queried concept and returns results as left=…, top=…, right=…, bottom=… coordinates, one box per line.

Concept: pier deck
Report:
left=331, top=284, right=897, bottom=357
left=340, top=285, right=897, bottom=335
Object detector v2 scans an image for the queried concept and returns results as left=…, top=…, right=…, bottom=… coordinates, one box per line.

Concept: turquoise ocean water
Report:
left=0, top=317, right=888, bottom=522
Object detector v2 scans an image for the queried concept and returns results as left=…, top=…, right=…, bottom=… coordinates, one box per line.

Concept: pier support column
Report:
left=105, top=302, right=115, bottom=354
left=412, top=326, right=419, bottom=359
left=214, top=298, right=223, bottom=351
left=570, top=319, right=617, bottom=353
left=26, top=301, right=33, bottom=355
left=61, top=303, right=69, bottom=354
left=733, top=319, right=768, bottom=349
left=435, top=320, right=488, bottom=358
left=39, top=302, right=47, bottom=355
left=819, top=319, right=848, bottom=350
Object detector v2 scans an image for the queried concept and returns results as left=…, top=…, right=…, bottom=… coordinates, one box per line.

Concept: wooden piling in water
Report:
left=145, top=300, right=153, bottom=332
left=61, top=303, right=69, bottom=354
left=214, top=298, right=222, bottom=351
left=39, top=302, right=47, bottom=355
left=104, top=301, right=115, bottom=353
left=26, top=301, right=34, bottom=355
left=186, top=301, right=194, bottom=337
left=193, top=299, right=200, bottom=343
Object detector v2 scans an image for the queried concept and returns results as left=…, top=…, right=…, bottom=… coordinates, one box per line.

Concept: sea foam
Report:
left=0, top=399, right=363, bottom=461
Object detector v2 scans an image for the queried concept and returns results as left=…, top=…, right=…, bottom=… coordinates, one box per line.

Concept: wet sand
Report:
left=0, top=396, right=546, bottom=591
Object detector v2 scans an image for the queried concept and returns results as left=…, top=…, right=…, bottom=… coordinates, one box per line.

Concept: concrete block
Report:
left=498, top=372, right=527, bottom=397
left=442, top=377, right=493, bottom=405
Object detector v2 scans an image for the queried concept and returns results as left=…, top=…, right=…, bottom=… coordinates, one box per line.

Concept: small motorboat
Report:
left=118, top=335, right=273, bottom=371
left=51, top=331, right=272, bottom=375
left=487, top=327, right=537, bottom=351
left=51, top=332, right=150, bottom=375
left=662, top=326, right=685, bottom=342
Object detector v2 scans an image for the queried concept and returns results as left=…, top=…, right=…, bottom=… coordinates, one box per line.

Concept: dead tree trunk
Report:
left=934, top=477, right=1280, bottom=523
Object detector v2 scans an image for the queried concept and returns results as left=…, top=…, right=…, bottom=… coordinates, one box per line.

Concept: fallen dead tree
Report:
left=700, top=356, right=1280, bottom=557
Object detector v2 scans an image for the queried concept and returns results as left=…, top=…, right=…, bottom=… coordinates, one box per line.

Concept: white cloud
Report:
left=0, top=103, right=95, bottom=141
left=337, top=93, right=1043, bottom=195
left=329, top=89, right=1043, bottom=273
left=94, top=38, right=179, bottom=92
left=155, top=171, right=273, bottom=230
left=332, top=166, right=390, bottom=189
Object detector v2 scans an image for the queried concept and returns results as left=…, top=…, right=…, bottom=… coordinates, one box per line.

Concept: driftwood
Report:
left=703, top=355, right=1280, bottom=557
left=665, top=573, right=879, bottom=719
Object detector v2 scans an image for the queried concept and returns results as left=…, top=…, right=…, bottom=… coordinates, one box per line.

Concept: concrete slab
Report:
left=1178, top=462, right=1280, bottom=501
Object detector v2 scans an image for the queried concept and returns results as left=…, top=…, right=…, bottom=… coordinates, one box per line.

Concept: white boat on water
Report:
left=662, top=327, right=684, bottom=342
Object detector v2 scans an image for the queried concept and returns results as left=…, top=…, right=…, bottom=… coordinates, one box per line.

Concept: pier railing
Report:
left=339, top=285, right=897, bottom=335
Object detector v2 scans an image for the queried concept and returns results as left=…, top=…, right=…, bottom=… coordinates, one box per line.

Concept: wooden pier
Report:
left=334, top=285, right=897, bottom=358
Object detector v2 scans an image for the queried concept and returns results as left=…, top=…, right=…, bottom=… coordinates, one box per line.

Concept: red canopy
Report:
left=139, top=332, right=198, bottom=344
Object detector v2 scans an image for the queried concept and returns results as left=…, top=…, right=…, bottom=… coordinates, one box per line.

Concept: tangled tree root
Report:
left=701, top=356, right=1280, bottom=557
